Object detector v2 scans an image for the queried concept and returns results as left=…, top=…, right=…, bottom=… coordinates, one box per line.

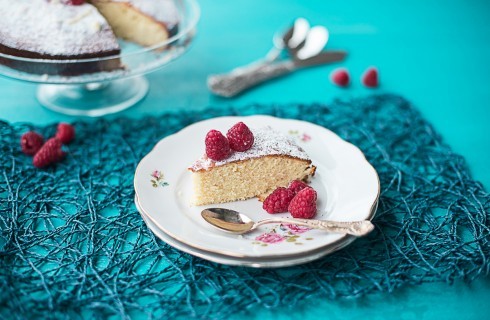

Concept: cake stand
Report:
left=0, top=0, right=200, bottom=117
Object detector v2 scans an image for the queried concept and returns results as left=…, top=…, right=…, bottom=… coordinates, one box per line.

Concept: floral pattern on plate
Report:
left=288, top=130, right=312, bottom=142
left=150, top=170, right=169, bottom=188
left=251, top=224, right=314, bottom=246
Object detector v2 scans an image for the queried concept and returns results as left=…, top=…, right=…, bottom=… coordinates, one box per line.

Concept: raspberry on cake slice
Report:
left=189, top=125, right=316, bottom=206
left=227, top=122, right=254, bottom=152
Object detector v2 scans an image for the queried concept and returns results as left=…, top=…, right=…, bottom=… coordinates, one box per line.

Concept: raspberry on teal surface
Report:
left=33, top=138, right=66, bottom=168
left=55, top=123, right=75, bottom=144
left=21, top=131, right=44, bottom=156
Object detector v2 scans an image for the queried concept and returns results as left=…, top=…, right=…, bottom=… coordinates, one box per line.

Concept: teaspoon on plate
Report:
left=201, top=208, right=374, bottom=237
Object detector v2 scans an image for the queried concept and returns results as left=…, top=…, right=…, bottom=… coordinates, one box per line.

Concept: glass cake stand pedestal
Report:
left=0, top=0, right=199, bottom=117
left=36, top=77, right=150, bottom=117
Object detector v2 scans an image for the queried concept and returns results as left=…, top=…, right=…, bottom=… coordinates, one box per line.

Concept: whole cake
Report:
left=0, top=0, right=179, bottom=76
left=0, top=0, right=121, bottom=75
left=189, top=125, right=316, bottom=206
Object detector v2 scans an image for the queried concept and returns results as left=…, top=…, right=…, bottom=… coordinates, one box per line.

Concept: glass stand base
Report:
left=37, top=76, right=149, bottom=117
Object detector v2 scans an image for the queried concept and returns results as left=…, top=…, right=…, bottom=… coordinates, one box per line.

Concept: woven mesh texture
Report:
left=1, top=94, right=489, bottom=319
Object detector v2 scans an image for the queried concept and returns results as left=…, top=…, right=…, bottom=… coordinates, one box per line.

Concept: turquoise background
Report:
left=0, top=0, right=489, bottom=319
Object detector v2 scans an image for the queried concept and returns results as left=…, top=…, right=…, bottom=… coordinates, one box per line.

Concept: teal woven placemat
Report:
left=1, top=94, right=489, bottom=319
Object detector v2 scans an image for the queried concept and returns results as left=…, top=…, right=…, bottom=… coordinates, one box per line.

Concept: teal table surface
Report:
left=1, top=0, right=489, bottom=319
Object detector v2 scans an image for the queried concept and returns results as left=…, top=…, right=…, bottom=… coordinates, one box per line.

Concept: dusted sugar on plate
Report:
left=189, top=124, right=316, bottom=206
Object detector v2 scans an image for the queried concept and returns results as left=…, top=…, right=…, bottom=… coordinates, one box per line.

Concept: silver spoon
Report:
left=295, top=26, right=329, bottom=60
left=228, top=17, right=310, bottom=76
left=267, top=17, right=310, bottom=61
left=201, top=208, right=374, bottom=237
left=208, top=26, right=337, bottom=97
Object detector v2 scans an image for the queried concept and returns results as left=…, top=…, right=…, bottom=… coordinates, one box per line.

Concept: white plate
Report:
left=135, top=196, right=372, bottom=268
left=134, top=116, right=379, bottom=258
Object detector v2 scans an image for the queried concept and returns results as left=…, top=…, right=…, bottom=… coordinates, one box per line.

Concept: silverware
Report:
left=279, top=17, right=310, bottom=59
left=208, top=50, right=346, bottom=98
left=208, top=24, right=339, bottom=97
left=201, top=208, right=374, bottom=237
left=225, top=18, right=310, bottom=77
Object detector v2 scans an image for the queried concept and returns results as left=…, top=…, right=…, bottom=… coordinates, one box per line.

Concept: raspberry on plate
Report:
left=55, top=123, right=75, bottom=144
left=288, top=180, right=309, bottom=195
left=21, top=131, right=44, bottom=156
left=205, top=130, right=230, bottom=161
left=33, top=138, right=66, bottom=168
left=64, top=0, right=85, bottom=5
left=263, top=187, right=295, bottom=214
left=227, top=122, right=254, bottom=152
left=288, top=187, right=317, bottom=219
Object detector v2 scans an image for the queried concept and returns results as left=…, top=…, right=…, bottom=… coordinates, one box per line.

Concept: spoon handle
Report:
left=207, top=51, right=346, bottom=98
left=255, top=218, right=375, bottom=237
left=207, top=61, right=294, bottom=98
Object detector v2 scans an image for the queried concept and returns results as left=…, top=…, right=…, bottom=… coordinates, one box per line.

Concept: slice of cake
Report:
left=0, top=0, right=122, bottom=75
left=90, top=0, right=180, bottom=47
left=189, top=126, right=316, bottom=206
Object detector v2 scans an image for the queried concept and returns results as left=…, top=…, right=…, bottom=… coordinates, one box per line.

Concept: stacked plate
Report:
left=133, top=116, right=380, bottom=268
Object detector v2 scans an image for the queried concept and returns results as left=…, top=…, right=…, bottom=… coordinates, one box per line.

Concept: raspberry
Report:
left=288, top=180, right=309, bottom=195
left=330, top=68, right=350, bottom=87
left=33, top=138, right=66, bottom=168
left=227, top=122, right=254, bottom=152
left=205, top=130, right=230, bottom=161
left=64, top=0, right=85, bottom=5
left=288, top=188, right=317, bottom=219
left=362, top=67, right=379, bottom=88
left=55, top=123, right=75, bottom=144
left=21, top=131, right=44, bottom=156
left=263, top=187, right=295, bottom=214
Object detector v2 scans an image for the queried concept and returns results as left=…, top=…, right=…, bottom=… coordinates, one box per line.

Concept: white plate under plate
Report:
left=135, top=195, right=373, bottom=268
left=134, top=115, right=380, bottom=258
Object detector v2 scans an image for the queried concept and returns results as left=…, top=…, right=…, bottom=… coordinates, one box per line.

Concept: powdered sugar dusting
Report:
left=112, top=0, right=180, bottom=27
left=0, top=0, right=119, bottom=56
left=190, top=127, right=310, bottom=171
